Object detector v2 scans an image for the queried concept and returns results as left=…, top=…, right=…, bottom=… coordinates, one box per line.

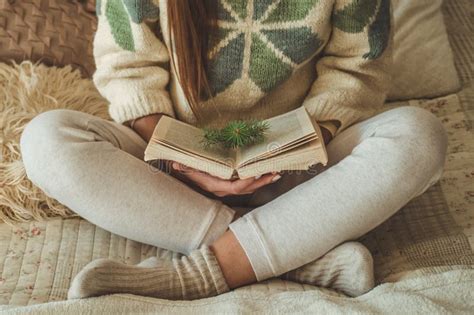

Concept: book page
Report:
left=237, top=107, right=316, bottom=166
left=145, top=143, right=235, bottom=180
left=237, top=140, right=327, bottom=179
left=238, top=134, right=318, bottom=167
left=150, top=116, right=236, bottom=167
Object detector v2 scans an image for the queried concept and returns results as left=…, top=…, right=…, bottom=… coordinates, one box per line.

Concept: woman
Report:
left=20, top=0, right=447, bottom=300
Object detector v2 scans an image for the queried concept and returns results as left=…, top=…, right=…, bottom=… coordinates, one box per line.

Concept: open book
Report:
left=144, top=107, right=328, bottom=180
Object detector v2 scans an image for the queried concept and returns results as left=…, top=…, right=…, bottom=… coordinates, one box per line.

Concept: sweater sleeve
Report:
left=303, top=0, right=393, bottom=136
left=93, top=0, right=175, bottom=124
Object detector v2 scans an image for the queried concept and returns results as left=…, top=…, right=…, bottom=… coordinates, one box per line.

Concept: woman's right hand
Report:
left=171, top=162, right=281, bottom=198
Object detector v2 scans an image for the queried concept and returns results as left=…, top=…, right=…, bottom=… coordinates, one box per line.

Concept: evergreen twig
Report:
left=202, top=120, right=270, bottom=149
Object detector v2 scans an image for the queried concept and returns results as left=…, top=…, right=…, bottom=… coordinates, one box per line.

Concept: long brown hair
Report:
left=168, top=1, right=215, bottom=120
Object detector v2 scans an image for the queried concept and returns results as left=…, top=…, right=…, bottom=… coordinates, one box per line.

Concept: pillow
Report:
left=388, top=0, right=461, bottom=100
left=0, top=0, right=97, bottom=77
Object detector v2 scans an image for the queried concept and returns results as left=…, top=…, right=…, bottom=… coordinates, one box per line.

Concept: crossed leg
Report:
left=214, top=106, right=447, bottom=289
left=20, top=106, right=447, bottom=299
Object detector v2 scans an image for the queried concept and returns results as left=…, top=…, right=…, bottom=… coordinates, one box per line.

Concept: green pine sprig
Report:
left=202, top=120, right=270, bottom=149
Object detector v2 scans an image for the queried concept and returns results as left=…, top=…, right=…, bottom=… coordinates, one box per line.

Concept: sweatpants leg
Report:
left=229, top=106, right=448, bottom=281
left=20, top=109, right=235, bottom=254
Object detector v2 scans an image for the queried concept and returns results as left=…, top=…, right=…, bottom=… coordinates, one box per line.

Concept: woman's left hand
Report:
left=171, top=162, right=281, bottom=197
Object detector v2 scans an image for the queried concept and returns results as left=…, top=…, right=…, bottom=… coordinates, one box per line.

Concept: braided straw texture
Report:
left=0, top=0, right=97, bottom=77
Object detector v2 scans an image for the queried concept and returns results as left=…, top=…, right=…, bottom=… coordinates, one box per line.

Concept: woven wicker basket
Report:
left=0, top=0, right=97, bottom=77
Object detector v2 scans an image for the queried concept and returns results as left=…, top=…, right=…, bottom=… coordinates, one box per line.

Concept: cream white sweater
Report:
left=93, top=0, right=393, bottom=136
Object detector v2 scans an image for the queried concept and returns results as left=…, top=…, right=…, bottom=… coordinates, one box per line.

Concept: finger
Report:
left=191, top=172, right=258, bottom=195
left=214, top=174, right=279, bottom=196
left=221, top=177, right=260, bottom=194
left=240, top=173, right=280, bottom=194
left=170, top=163, right=237, bottom=193
left=171, top=163, right=277, bottom=196
left=179, top=169, right=242, bottom=193
left=214, top=172, right=281, bottom=197
left=172, top=162, right=200, bottom=175
left=211, top=176, right=257, bottom=194
left=171, top=162, right=187, bottom=171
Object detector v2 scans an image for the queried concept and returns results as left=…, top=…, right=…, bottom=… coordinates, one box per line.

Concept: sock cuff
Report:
left=198, top=246, right=230, bottom=295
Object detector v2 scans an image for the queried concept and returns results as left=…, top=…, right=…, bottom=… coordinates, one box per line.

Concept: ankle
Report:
left=210, top=231, right=257, bottom=289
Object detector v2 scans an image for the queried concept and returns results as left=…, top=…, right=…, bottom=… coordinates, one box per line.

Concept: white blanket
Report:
left=1, top=268, right=472, bottom=314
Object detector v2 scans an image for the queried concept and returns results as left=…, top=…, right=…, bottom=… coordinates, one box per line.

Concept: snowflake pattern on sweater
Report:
left=101, top=0, right=390, bottom=99
left=93, top=0, right=392, bottom=134
left=206, top=0, right=323, bottom=96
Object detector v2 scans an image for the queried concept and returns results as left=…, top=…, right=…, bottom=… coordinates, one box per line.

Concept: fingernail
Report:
left=255, top=175, right=262, bottom=180
left=172, top=162, right=179, bottom=170
left=272, top=175, right=282, bottom=182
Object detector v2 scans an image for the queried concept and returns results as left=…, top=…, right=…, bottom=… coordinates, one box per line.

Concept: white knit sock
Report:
left=67, top=245, right=230, bottom=300
left=280, top=242, right=374, bottom=297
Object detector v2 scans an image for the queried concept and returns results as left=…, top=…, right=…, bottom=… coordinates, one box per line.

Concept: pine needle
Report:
left=202, top=120, right=269, bottom=149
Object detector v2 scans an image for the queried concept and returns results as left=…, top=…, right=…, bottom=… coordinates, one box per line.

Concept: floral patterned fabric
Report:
left=0, top=0, right=472, bottom=308
left=0, top=91, right=472, bottom=306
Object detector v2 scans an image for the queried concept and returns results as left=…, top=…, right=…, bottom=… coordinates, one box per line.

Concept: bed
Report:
left=0, top=0, right=473, bottom=313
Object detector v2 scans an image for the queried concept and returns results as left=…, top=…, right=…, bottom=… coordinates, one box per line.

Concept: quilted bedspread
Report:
left=0, top=0, right=473, bottom=313
left=0, top=91, right=472, bottom=309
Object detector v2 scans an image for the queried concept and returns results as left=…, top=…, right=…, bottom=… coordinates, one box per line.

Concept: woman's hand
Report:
left=171, top=162, right=281, bottom=197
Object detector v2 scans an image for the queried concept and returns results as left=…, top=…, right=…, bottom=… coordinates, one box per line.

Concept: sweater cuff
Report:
left=303, top=99, right=376, bottom=137
left=108, top=91, right=175, bottom=124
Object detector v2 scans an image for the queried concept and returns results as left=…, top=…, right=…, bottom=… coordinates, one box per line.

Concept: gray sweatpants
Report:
left=20, top=106, right=447, bottom=281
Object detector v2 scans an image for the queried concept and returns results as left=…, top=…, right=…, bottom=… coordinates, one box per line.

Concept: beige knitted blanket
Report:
left=1, top=268, right=472, bottom=314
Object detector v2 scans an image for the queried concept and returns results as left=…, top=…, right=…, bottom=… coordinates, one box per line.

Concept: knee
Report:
left=391, top=106, right=448, bottom=179
left=20, top=109, right=77, bottom=188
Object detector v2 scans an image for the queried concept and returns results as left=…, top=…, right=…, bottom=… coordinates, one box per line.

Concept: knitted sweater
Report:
left=93, top=0, right=393, bottom=136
